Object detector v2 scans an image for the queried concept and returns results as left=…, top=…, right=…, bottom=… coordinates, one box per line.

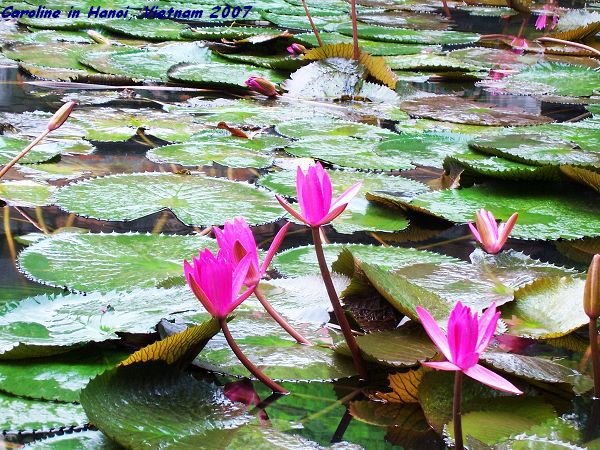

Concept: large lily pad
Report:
left=408, top=182, right=600, bottom=240
left=334, top=24, right=479, bottom=45
left=401, top=95, right=553, bottom=126
left=27, top=430, right=120, bottom=449
left=3, top=42, right=98, bottom=71
left=0, top=180, right=55, bottom=207
left=501, top=276, right=589, bottom=339
left=53, top=172, right=284, bottom=226
left=80, top=362, right=252, bottom=449
left=0, top=288, right=199, bottom=358
left=0, top=136, right=67, bottom=164
left=18, top=232, right=216, bottom=292
left=273, top=243, right=458, bottom=277
left=275, top=117, right=395, bottom=140
left=0, top=350, right=128, bottom=401
left=168, top=62, right=285, bottom=90
left=101, top=19, right=188, bottom=40
left=181, top=26, right=283, bottom=40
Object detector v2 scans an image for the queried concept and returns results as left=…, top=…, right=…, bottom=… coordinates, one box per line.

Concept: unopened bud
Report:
left=47, top=101, right=76, bottom=131
left=245, top=76, right=279, bottom=97
left=287, top=43, right=306, bottom=56
left=584, top=254, right=600, bottom=320
left=87, top=30, right=111, bottom=45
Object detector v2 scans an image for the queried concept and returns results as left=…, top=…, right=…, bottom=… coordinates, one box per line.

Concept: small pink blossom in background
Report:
left=468, top=209, right=518, bottom=254
left=245, top=76, right=279, bottom=97
left=510, top=36, right=528, bottom=50
left=183, top=248, right=254, bottom=319
left=275, top=162, right=362, bottom=227
left=535, top=13, right=548, bottom=30
left=224, top=379, right=269, bottom=421
left=416, top=302, right=523, bottom=394
left=213, top=217, right=289, bottom=287
left=287, top=43, right=306, bottom=56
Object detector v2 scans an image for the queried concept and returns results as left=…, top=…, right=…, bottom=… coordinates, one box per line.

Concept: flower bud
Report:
left=87, top=30, right=111, bottom=45
left=46, top=101, right=76, bottom=131
left=245, top=76, right=279, bottom=97
left=584, top=254, right=600, bottom=320
left=287, top=43, right=306, bottom=56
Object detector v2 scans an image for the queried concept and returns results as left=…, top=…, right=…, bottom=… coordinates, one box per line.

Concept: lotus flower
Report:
left=468, top=209, right=518, bottom=254
left=276, top=162, right=362, bottom=227
left=245, top=76, right=279, bottom=97
left=213, top=218, right=290, bottom=287
left=184, top=248, right=254, bottom=319
left=416, top=302, right=523, bottom=394
left=287, top=43, right=306, bottom=56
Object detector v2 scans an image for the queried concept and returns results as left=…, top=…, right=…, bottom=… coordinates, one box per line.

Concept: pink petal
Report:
left=497, top=212, right=518, bottom=248
left=315, top=162, right=332, bottom=211
left=261, top=222, right=290, bottom=275
left=476, top=303, right=500, bottom=353
left=422, top=361, right=461, bottom=371
left=296, top=166, right=306, bottom=212
left=463, top=364, right=523, bottom=395
left=331, top=181, right=362, bottom=210
left=232, top=253, right=253, bottom=298
left=416, top=306, right=452, bottom=361
left=316, top=203, right=348, bottom=226
left=276, top=194, right=309, bottom=226
left=302, top=165, right=328, bottom=224
left=213, top=225, right=227, bottom=251
left=231, top=283, right=257, bottom=311
left=468, top=222, right=481, bottom=243
left=184, top=262, right=217, bottom=317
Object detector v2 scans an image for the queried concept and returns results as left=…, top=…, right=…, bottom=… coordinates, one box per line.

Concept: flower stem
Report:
left=441, top=0, right=452, bottom=18
left=590, top=319, right=600, bottom=398
left=254, top=287, right=312, bottom=345
left=219, top=318, right=288, bottom=394
left=536, top=37, right=600, bottom=57
left=0, top=129, right=50, bottom=179
left=301, top=0, right=323, bottom=47
left=350, top=0, right=359, bottom=60
left=310, top=226, right=368, bottom=381
left=453, top=371, right=464, bottom=450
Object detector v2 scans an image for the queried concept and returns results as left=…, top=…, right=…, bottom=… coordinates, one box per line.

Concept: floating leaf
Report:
left=0, top=180, right=55, bottom=207
left=275, top=117, right=394, bottom=140
left=273, top=243, right=458, bottom=277
left=401, top=95, right=553, bottom=126
left=334, top=23, right=479, bottom=45
left=3, top=42, right=97, bottom=71
left=101, top=19, right=188, bottom=40
left=0, top=288, right=199, bottom=359
left=0, top=136, right=66, bottom=164
left=372, top=368, right=424, bottom=403
left=181, top=26, right=283, bottom=40
left=561, top=165, right=600, bottom=193
left=501, top=276, right=588, bottom=339
left=53, top=172, right=283, bottom=227
left=18, top=232, right=217, bottom=292
left=27, top=430, right=120, bottom=449
left=80, top=362, right=252, bottom=449
left=551, top=10, right=600, bottom=40
left=168, top=62, right=285, bottom=90
left=0, top=350, right=128, bottom=402
left=216, top=52, right=305, bottom=71
left=408, top=182, right=600, bottom=240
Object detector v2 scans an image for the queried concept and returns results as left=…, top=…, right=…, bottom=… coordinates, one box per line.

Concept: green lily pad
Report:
left=408, top=182, right=600, bottom=240
left=0, top=180, right=56, bottom=207
left=54, top=172, right=283, bottom=226
left=181, top=26, right=283, bottom=40
left=18, top=232, right=216, bottom=292
left=3, top=42, right=98, bottom=71
left=80, top=362, right=252, bottom=449
left=401, top=95, right=553, bottom=126
left=168, top=62, right=285, bottom=90
left=0, top=136, right=66, bottom=164
left=27, top=430, right=120, bottom=449
left=293, top=32, right=438, bottom=56
left=384, top=53, right=482, bottom=72
left=0, top=350, right=129, bottom=402
left=334, top=23, right=479, bottom=45
left=275, top=117, right=394, bottom=140
left=80, top=42, right=220, bottom=82
left=216, top=52, right=305, bottom=71
left=495, top=62, right=600, bottom=98
left=0, top=288, right=199, bottom=359
left=273, top=243, right=458, bottom=277
left=448, top=47, right=540, bottom=70
left=101, top=19, right=188, bottom=41
left=146, top=130, right=286, bottom=168
left=285, top=136, right=414, bottom=171
left=0, top=393, right=87, bottom=432
left=470, top=134, right=600, bottom=168
left=261, top=12, right=345, bottom=30
left=501, top=276, right=589, bottom=339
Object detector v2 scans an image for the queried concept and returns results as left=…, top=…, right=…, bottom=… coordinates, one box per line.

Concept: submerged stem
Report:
left=350, top=0, right=359, bottom=60
left=254, top=287, right=312, bottom=345
left=453, top=371, right=464, bottom=450
left=301, top=0, right=323, bottom=47
left=310, top=226, right=369, bottom=381
left=219, top=318, right=288, bottom=394
left=0, top=129, right=50, bottom=179
left=590, top=319, right=600, bottom=398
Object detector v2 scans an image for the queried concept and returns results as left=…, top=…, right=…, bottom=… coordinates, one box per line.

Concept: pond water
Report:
left=0, top=0, right=600, bottom=448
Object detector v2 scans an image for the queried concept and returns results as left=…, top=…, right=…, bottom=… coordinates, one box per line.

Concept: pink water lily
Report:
left=287, top=43, right=306, bottom=56
left=416, top=302, right=522, bottom=394
left=184, top=248, right=254, bottom=319
left=213, top=217, right=290, bottom=287
left=275, top=162, right=362, bottom=227
left=468, top=209, right=518, bottom=254
left=245, top=76, right=279, bottom=97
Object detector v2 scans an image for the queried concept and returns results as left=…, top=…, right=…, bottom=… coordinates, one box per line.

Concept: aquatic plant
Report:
left=468, top=209, right=518, bottom=254
left=417, top=302, right=523, bottom=449
left=245, top=76, right=279, bottom=97
left=584, top=254, right=600, bottom=397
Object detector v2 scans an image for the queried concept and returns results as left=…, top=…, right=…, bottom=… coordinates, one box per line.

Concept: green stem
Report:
left=591, top=319, right=600, bottom=398
left=453, top=371, right=464, bottom=450
left=254, top=287, right=311, bottom=345
left=219, top=318, right=288, bottom=394
left=310, top=226, right=368, bottom=381
left=0, top=129, right=50, bottom=179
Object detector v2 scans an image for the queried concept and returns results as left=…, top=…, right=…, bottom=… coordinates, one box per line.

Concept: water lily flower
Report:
left=535, top=13, right=548, bottom=30
left=287, top=43, right=306, bottom=56
left=245, top=76, right=279, bottom=97
left=47, top=100, right=76, bottom=131
left=184, top=248, right=254, bottom=319
left=510, top=36, right=528, bottom=49
left=213, top=218, right=289, bottom=287
left=416, top=302, right=523, bottom=395
left=468, top=209, right=518, bottom=254
left=275, top=162, right=362, bottom=227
